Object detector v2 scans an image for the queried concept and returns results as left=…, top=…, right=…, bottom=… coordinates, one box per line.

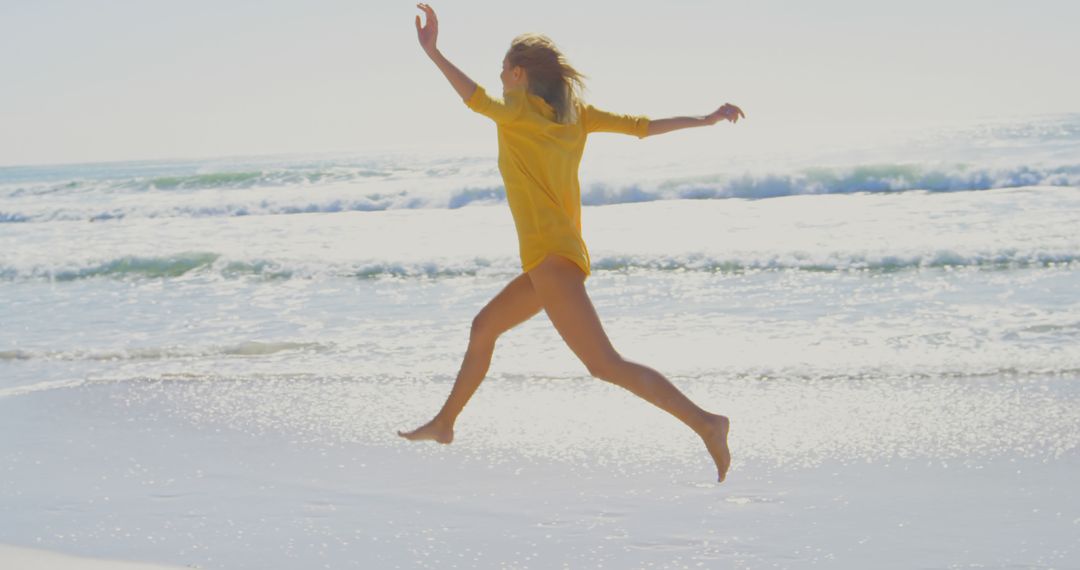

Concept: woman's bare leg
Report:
left=526, top=254, right=731, bottom=482
left=398, top=272, right=543, bottom=444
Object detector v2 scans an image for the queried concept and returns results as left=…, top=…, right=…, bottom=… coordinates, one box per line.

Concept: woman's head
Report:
left=502, top=33, right=586, bottom=125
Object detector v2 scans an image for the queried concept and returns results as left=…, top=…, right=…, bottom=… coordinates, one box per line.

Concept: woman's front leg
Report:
left=398, top=272, right=543, bottom=444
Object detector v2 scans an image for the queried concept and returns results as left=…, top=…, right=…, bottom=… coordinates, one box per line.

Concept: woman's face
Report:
left=500, top=54, right=526, bottom=92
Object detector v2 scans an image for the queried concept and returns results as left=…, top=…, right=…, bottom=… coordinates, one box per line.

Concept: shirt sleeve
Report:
left=464, top=85, right=520, bottom=124
left=582, top=104, right=651, bottom=139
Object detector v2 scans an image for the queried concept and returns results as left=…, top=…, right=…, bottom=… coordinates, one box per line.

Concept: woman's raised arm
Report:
left=415, top=3, right=478, bottom=102
left=645, top=103, right=746, bottom=137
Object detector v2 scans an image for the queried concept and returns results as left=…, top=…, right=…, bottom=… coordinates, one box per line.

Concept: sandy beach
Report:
left=3, top=355, right=1079, bottom=568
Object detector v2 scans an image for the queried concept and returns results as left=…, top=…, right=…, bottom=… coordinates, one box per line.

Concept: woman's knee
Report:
left=584, top=352, right=625, bottom=382
left=469, top=312, right=499, bottom=345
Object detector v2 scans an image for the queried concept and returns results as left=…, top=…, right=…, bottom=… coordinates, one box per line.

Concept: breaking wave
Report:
left=3, top=249, right=1078, bottom=283
left=1, top=162, right=1078, bottom=223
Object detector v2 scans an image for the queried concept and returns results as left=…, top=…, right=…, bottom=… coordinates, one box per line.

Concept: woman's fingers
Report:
left=418, top=3, right=437, bottom=23
left=416, top=4, right=432, bottom=23
left=419, top=4, right=438, bottom=34
left=719, top=103, right=745, bottom=123
left=416, top=3, right=432, bottom=25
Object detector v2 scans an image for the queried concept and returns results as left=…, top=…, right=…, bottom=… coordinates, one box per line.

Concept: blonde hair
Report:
left=506, top=33, right=586, bottom=125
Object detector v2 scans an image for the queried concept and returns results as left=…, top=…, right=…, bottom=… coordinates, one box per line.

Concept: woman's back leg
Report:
left=526, top=254, right=731, bottom=482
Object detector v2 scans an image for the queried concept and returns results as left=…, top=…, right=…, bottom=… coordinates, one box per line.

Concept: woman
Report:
left=399, top=3, right=744, bottom=482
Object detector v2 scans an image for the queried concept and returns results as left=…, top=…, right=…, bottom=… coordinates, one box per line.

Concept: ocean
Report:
left=2, top=113, right=1079, bottom=568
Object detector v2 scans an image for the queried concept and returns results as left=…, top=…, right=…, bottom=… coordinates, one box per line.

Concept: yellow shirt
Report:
left=465, top=84, right=650, bottom=278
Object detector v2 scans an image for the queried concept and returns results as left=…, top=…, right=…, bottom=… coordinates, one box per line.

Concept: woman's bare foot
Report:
left=700, top=414, right=731, bottom=482
left=397, top=418, right=454, bottom=444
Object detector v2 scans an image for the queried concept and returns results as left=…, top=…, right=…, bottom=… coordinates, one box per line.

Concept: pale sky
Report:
left=2, top=0, right=1078, bottom=166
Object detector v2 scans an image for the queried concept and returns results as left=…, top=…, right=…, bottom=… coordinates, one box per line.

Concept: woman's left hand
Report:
left=706, top=103, right=745, bottom=125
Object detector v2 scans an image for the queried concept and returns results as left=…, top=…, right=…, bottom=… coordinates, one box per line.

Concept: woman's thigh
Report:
left=526, top=254, right=619, bottom=368
left=473, top=272, right=544, bottom=339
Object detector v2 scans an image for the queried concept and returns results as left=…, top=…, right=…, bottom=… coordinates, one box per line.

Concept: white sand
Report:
left=0, top=544, right=189, bottom=570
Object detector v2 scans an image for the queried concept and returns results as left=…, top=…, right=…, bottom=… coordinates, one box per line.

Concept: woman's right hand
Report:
left=415, top=3, right=439, bottom=57
left=706, top=103, right=746, bottom=125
